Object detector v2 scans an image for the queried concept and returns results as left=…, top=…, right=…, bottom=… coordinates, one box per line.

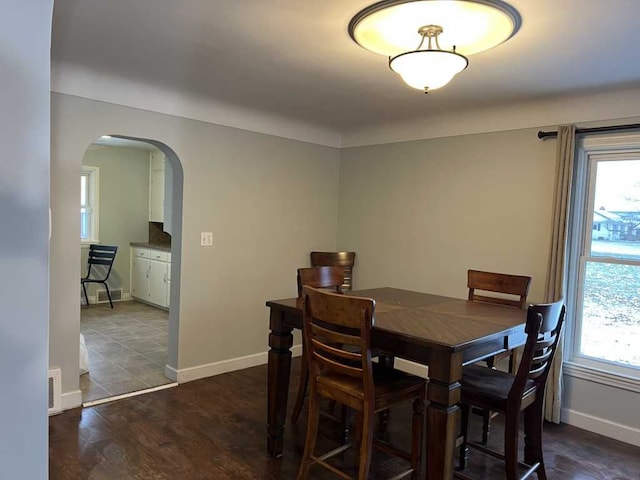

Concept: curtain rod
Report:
left=537, top=123, right=640, bottom=139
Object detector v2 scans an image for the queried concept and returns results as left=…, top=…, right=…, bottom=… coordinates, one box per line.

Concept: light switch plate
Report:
left=200, top=232, right=213, bottom=247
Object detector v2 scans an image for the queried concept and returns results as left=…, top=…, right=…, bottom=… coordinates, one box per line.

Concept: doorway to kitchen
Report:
left=79, top=135, right=183, bottom=406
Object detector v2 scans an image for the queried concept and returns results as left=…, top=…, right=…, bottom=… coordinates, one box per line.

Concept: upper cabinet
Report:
left=149, top=150, right=165, bottom=223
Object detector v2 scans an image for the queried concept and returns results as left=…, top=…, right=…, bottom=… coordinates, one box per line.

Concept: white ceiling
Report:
left=51, top=0, right=640, bottom=137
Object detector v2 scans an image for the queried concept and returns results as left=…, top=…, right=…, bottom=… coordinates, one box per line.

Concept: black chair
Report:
left=81, top=245, right=118, bottom=308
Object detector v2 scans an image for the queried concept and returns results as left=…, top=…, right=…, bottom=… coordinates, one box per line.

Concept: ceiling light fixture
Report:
left=348, top=0, right=521, bottom=93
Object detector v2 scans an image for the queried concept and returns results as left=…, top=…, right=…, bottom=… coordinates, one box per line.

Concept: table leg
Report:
left=267, top=308, right=294, bottom=457
left=425, top=353, right=462, bottom=480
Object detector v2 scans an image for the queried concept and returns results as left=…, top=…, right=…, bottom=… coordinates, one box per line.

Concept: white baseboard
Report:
left=561, top=408, right=640, bottom=447
left=174, top=344, right=303, bottom=383
left=81, top=291, right=131, bottom=305
left=61, top=389, right=82, bottom=411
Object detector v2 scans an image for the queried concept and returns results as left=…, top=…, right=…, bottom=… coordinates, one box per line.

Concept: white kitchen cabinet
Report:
left=131, top=246, right=171, bottom=309
left=131, top=254, right=149, bottom=300
left=149, top=151, right=165, bottom=223
left=148, top=259, right=168, bottom=306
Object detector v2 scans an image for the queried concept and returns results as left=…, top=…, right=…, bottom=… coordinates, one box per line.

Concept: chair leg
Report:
left=458, top=403, right=470, bottom=470
left=378, top=354, right=395, bottom=368
left=296, top=385, right=320, bottom=480
left=504, top=413, right=519, bottom=480
left=377, top=355, right=395, bottom=437
left=481, top=408, right=491, bottom=445
left=104, top=283, right=114, bottom=308
left=357, top=406, right=375, bottom=480
left=524, top=397, right=547, bottom=480
left=353, top=411, right=363, bottom=469
left=291, top=350, right=309, bottom=424
left=339, top=404, right=350, bottom=444
left=82, top=282, right=89, bottom=307
left=507, top=351, right=516, bottom=374
left=411, top=392, right=425, bottom=480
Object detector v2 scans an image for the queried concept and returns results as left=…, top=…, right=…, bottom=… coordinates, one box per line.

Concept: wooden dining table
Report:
left=266, top=287, right=528, bottom=480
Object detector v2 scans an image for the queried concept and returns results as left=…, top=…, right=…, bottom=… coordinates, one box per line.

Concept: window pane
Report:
left=80, top=175, right=87, bottom=206
left=591, top=159, right=640, bottom=259
left=80, top=207, right=88, bottom=240
left=580, top=261, right=640, bottom=368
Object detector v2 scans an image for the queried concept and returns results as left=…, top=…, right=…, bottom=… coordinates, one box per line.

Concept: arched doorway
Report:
left=78, top=134, right=183, bottom=405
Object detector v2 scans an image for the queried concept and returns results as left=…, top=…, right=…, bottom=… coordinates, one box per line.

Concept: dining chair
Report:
left=467, top=269, right=532, bottom=444
left=297, top=286, right=425, bottom=480
left=312, top=250, right=396, bottom=373
left=291, top=266, right=345, bottom=425
left=310, top=251, right=356, bottom=291
left=455, top=299, right=566, bottom=480
left=81, top=244, right=118, bottom=308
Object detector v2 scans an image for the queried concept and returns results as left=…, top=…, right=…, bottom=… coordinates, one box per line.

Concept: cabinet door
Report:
left=148, top=259, right=168, bottom=307
left=149, top=169, right=165, bottom=222
left=131, top=257, right=150, bottom=300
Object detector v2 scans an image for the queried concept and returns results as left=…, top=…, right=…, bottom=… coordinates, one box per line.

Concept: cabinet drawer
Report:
left=133, top=248, right=151, bottom=259
left=149, top=250, right=169, bottom=262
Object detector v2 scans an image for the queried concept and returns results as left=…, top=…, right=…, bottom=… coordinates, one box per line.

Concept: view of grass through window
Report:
left=582, top=250, right=640, bottom=368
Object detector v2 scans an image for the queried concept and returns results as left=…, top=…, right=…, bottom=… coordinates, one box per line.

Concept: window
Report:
left=80, top=166, right=99, bottom=243
left=567, top=134, right=640, bottom=384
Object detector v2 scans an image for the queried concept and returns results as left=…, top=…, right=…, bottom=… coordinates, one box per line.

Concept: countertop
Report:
left=130, top=242, right=171, bottom=252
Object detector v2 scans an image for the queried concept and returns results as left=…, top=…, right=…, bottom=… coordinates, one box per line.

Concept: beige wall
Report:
left=82, top=145, right=151, bottom=298
left=337, top=128, right=557, bottom=301
left=51, top=93, right=340, bottom=395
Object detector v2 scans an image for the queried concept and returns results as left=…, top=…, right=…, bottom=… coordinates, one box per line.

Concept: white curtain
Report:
left=544, top=124, right=575, bottom=423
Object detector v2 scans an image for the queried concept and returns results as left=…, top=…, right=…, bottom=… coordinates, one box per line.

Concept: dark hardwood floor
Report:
left=49, top=360, right=640, bottom=479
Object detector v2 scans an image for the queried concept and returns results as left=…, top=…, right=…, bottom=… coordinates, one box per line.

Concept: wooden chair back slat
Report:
left=310, top=323, right=361, bottom=350
left=311, top=339, right=362, bottom=364
left=467, top=269, right=532, bottom=309
left=312, top=351, right=363, bottom=379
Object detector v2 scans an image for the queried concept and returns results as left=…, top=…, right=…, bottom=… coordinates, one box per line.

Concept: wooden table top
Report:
left=266, top=287, right=527, bottom=353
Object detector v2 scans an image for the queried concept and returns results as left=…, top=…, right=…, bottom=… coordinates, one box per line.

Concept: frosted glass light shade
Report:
left=389, top=49, right=468, bottom=90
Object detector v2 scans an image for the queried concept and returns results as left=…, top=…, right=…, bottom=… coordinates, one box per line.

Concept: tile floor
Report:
left=80, top=300, right=173, bottom=403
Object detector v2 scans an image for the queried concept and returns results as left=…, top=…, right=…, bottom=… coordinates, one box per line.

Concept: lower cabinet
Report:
left=131, top=246, right=171, bottom=308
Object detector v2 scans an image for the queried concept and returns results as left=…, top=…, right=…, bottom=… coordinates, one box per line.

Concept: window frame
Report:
left=566, top=132, right=640, bottom=389
left=80, top=165, right=100, bottom=245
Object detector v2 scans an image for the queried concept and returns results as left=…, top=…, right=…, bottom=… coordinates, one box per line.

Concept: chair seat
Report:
left=461, top=364, right=535, bottom=413
left=317, top=363, right=426, bottom=412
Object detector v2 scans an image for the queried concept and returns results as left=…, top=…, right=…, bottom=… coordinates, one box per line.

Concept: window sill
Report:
left=563, top=361, right=640, bottom=394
